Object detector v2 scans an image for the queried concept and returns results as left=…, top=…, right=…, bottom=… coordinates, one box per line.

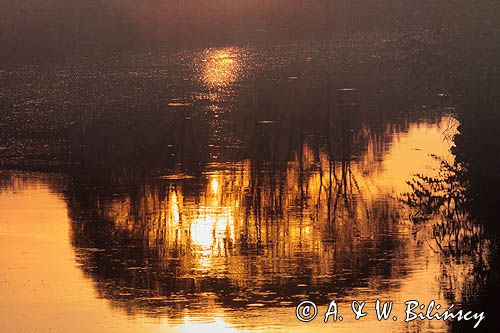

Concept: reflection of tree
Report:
left=404, top=3, right=500, bottom=331
left=66, top=134, right=410, bottom=317
left=402, top=159, right=491, bottom=323
left=403, top=158, right=468, bottom=223
left=52, top=78, right=452, bottom=317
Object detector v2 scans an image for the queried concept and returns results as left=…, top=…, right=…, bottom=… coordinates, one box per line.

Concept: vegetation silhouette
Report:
left=401, top=2, right=500, bottom=330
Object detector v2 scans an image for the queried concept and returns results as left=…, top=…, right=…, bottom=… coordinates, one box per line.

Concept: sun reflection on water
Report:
left=201, top=47, right=243, bottom=88
left=0, top=113, right=485, bottom=333
left=98, top=116, right=462, bottom=284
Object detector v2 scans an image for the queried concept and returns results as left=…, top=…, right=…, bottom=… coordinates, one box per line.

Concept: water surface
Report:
left=0, top=42, right=484, bottom=332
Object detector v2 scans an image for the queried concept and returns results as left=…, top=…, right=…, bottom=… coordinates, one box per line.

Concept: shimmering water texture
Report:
left=0, top=43, right=489, bottom=332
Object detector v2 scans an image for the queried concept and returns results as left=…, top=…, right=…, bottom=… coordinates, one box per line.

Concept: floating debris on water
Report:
left=159, top=173, right=196, bottom=180
left=246, top=303, right=265, bottom=307
left=168, top=102, right=193, bottom=107
left=337, top=88, right=358, bottom=92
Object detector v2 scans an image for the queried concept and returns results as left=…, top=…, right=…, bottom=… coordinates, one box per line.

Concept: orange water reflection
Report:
left=0, top=114, right=483, bottom=332
left=200, top=47, right=243, bottom=88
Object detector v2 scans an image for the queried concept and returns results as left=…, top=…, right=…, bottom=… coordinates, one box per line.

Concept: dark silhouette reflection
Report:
left=0, top=1, right=499, bottom=332
left=402, top=156, right=497, bottom=332
left=402, top=159, right=490, bottom=298
left=61, top=98, right=450, bottom=318
left=398, top=2, right=500, bottom=331
left=67, top=162, right=405, bottom=316
left=0, top=43, right=433, bottom=175
left=1, top=25, right=493, bottom=331
left=0, top=41, right=459, bottom=321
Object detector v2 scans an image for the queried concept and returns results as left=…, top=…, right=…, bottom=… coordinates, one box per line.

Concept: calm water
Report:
left=0, top=42, right=486, bottom=332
